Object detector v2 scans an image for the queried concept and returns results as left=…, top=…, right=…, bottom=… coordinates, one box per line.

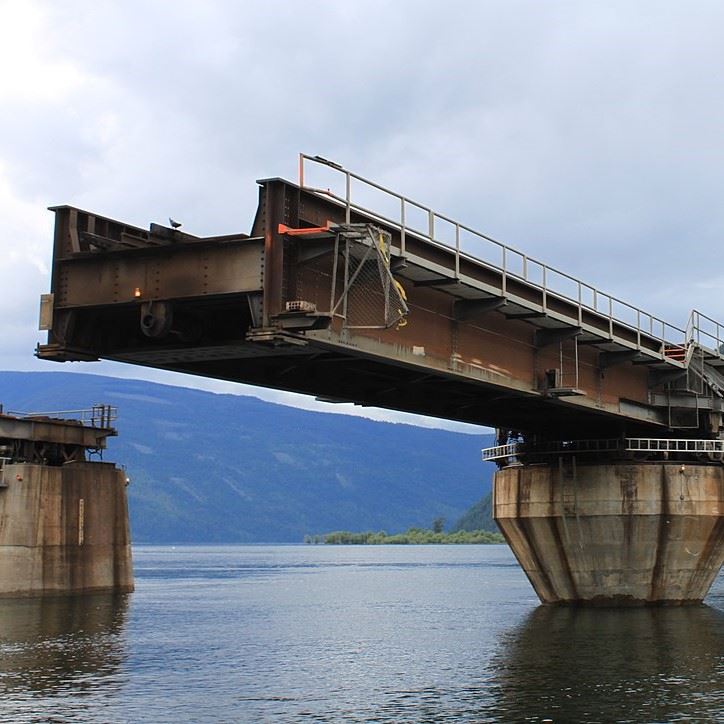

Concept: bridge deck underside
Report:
left=108, top=342, right=656, bottom=437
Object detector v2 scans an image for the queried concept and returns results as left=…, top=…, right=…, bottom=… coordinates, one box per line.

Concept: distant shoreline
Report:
left=305, top=529, right=505, bottom=545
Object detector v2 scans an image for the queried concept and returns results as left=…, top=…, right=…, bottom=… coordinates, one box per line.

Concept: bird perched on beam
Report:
left=169, top=218, right=182, bottom=229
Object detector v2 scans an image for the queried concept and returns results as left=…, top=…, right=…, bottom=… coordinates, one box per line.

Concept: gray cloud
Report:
left=3, top=0, right=724, bottom=428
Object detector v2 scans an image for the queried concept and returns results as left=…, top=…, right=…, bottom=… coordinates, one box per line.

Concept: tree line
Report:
left=304, top=527, right=505, bottom=545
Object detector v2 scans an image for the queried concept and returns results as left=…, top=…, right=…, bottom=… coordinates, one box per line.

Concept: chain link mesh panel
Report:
left=331, top=226, right=408, bottom=329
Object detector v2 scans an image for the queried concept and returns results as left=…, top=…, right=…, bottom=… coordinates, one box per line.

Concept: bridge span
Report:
left=37, top=155, right=724, bottom=440
left=36, top=155, right=723, bottom=605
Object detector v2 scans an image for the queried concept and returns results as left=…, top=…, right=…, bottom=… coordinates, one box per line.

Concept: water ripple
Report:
left=0, top=545, right=720, bottom=722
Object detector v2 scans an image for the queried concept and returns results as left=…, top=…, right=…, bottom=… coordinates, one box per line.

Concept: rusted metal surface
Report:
left=36, top=173, right=724, bottom=440
left=0, top=408, right=116, bottom=466
left=49, top=207, right=263, bottom=309
left=55, top=242, right=263, bottom=308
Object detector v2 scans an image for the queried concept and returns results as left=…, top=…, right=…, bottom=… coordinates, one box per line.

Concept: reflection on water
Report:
left=493, top=605, right=724, bottom=723
left=0, top=547, right=719, bottom=722
left=0, top=594, right=129, bottom=703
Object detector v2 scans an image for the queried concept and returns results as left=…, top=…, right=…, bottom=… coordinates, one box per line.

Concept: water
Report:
left=0, top=545, right=721, bottom=723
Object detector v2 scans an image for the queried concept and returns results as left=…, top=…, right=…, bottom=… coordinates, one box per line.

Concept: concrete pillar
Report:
left=494, top=462, right=723, bottom=605
left=0, top=462, right=133, bottom=597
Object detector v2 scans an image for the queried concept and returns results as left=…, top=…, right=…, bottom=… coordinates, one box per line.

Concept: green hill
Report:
left=0, top=372, right=496, bottom=543
left=452, top=493, right=496, bottom=532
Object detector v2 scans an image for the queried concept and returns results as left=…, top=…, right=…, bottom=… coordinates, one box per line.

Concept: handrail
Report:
left=482, top=437, right=724, bottom=461
left=686, top=309, right=724, bottom=356
left=5, top=404, right=117, bottom=429
left=299, top=154, right=724, bottom=362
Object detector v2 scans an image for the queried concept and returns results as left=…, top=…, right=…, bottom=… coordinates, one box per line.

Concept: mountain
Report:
left=452, top=493, right=496, bottom=533
left=0, top=372, right=496, bottom=543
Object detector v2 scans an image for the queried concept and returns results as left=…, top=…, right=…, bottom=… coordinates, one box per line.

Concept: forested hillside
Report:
left=0, top=372, right=495, bottom=543
left=452, top=493, right=496, bottom=533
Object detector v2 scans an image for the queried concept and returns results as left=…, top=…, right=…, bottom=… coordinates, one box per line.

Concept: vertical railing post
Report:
left=502, top=247, right=507, bottom=295
left=400, top=198, right=406, bottom=257
left=542, top=265, right=547, bottom=311
left=608, top=297, right=613, bottom=339
left=428, top=209, right=435, bottom=240
left=342, top=237, right=350, bottom=322
left=455, top=223, right=460, bottom=279
left=298, top=153, right=304, bottom=188
left=577, top=281, right=582, bottom=325
left=329, top=232, right=340, bottom=313
left=345, top=172, right=351, bottom=225
left=636, top=309, right=641, bottom=349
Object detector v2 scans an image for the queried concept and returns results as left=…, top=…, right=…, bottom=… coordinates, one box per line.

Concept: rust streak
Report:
left=649, top=464, right=671, bottom=601
left=551, top=516, right=580, bottom=601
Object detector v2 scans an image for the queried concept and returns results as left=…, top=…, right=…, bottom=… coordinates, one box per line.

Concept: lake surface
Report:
left=0, top=545, right=721, bottom=723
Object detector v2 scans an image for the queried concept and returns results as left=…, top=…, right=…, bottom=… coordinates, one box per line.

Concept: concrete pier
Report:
left=0, top=407, right=133, bottom=597
left=494, top=462, right=724, bottom=605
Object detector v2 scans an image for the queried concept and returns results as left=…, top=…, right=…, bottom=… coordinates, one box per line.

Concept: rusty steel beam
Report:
left=599, top=350, right=641, bottom=369
left=534, top=327, right=582, bottom=348
left=48, top=207, right=263, bottom=309
left=53, top=242, right=263, bottom=308
left=0, top=415, right=114, bottom=450
left=453, top=296, right=507, bottom=321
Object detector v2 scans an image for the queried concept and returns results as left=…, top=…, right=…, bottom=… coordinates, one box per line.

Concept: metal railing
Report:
left=687, top=309, right=724, bottom=357
left=299, top=154, right=724, bottom=363
left=482, top=437, right=724, bottom=461
left=626, top=438, right=724, bottom=453
left=6, top=404, right=117, bottom=429
left=482, top=439, right=622, bottom=461
left=481, top=442, right=520, bottom=462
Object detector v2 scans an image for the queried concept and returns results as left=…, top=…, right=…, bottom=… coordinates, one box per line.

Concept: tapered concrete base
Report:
left=494, top=462, right=723, bottom=605
left=0, top=462, right=133, bottom=597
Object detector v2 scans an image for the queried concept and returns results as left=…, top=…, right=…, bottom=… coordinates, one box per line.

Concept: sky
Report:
left=2, top=0, right=724, bottom=432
